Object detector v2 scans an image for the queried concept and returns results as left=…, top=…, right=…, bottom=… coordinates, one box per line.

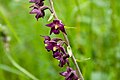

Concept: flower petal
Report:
left=46, top=23, right=55, bottom=28
left=53, top=29, right=60, bottom=34
left=30, top=8, right=39, bottom=14
left=53, top=52, right=61, bottom=60
left=59, top=24, right=67, bottom=34
left=50, top=27, right=54, bottom=35
left=60, top=72, right=68, bottom=77
left=53, top=19, right=60, bottom=24
left=43, top=36, right=51, bottom=41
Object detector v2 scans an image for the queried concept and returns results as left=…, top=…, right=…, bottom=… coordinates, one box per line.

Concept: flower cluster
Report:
left=43, top=36, right=69, bottom=67
left=29, top=0, right=79, bottom=80
left=42, top=34, right=79, bottom=80
left=43, top=36, right=79, bottom=80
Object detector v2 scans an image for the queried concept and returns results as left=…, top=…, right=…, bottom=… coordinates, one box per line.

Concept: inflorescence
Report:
left=29, top=0, right=79, bottom=80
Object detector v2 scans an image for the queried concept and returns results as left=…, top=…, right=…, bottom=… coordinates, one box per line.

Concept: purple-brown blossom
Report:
left=43, top=36, right=65, bottom=52
left=60, top=67, right=78, bottom=80
left=53, top=52, right=69, bottom=67
left=46, top=20, right=67, bottom=35
left=43, top=36, right=69, bottom=67
left=43, top=36, right=56, bottom=51
left=29, top=0, right=48, bottom=20
left=30, top=7, right=44, bottom=20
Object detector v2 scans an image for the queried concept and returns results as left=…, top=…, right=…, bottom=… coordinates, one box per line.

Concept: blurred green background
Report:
left=0, top=0, right=120, bottom=80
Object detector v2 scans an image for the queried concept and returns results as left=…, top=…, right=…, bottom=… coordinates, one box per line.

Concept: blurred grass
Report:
left=0, top=0, right=120, bottom=80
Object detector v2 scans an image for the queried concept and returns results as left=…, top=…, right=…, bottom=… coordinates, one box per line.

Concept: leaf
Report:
left=48, top=13, right=54, bottom=21
left=0, top=64, right=22, bottom=75
left=76, top=58, right=91, bottom=62
left=67, top=46, right=72, bottom=57
left=64, top=26, right=76, bottom=29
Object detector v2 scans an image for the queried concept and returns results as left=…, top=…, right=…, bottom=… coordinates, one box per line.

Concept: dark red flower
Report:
left=60, top=67, right=78, bottom=80
left=30, top=5, right=49, bottom=20
left=43, top=36, right=64, bottom=52
left=29, top=0, right=49, bottom=20
left=53, top=52, right=69, bottom=67
left=46, top=20, right=67, bottom=35
left=43, top=36, right=56, bottom=51
left=52, top=44, right=66, bottom=54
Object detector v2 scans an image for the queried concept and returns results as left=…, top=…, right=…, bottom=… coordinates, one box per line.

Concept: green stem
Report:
left=0, top=10, right=20, bottom=43
left=49, top=0, right=58, bottom=20
left=5, top=52, right=39, bottom=80
left=3, top=41, right=39, bottom=80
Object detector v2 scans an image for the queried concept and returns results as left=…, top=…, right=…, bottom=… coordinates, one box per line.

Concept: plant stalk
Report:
left=2, top=34, right=39, bottom=80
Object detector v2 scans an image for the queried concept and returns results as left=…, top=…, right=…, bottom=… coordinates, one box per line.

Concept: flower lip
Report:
left=45, top=44, right=48, bottom=47
left=53, top=46, right=57, bottom=51
left=55, top=25, right=59, bottom=29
